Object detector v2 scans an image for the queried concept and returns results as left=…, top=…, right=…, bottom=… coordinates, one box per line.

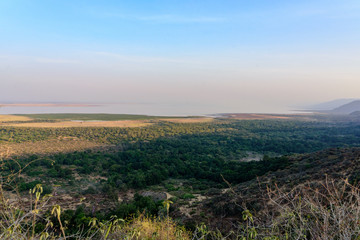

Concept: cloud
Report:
left=34, top=58, right=80, bottom=64
left=91, top=51, right=199, bottom=64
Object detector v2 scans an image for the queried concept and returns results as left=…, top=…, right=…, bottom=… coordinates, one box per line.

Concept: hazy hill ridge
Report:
left=304, top=99, right=360, bottom=115
left=331, top=100, right=360, bottom=114
left=306, top=99, right=356, bottom=111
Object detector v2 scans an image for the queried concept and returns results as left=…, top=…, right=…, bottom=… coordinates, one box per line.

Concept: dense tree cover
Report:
left=2, top=120, right=360, bottom=146
left=4, top=120, right=360, bottom=190
left=0, top=122, right=220, bottom=143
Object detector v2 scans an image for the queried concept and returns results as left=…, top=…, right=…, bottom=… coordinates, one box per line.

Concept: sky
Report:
left=1, top=0, right=360, bottom=114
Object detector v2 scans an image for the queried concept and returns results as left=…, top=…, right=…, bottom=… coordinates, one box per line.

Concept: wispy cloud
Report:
left=35, top=58, right=79, bottom=64
left=92, top=51, right=199, bottom=64
left=0, top=55, right=80, bottom=64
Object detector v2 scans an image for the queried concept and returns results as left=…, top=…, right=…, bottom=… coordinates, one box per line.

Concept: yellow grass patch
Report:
left=0, top=115, right=32, bottom=122
left=109, top=215, right=191, bottom=240
left=160, top=117, right=214, bottom=123
left=225, top=114, right=290, bottom=120
left=1, top=120, right=153, bottom=128
left=0, top=139, right=104, bottom=158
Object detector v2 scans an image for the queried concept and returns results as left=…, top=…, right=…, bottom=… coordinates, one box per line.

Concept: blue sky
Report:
left=1, top=0, right=360, bottom=113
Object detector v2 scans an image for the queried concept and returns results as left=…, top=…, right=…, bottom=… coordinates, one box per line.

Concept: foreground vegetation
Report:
left=2, top=116, right=360, bottom=238
left=2, top=176, right=360, bottom=239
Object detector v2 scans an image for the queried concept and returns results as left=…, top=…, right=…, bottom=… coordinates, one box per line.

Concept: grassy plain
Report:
left=1, top=114, right=213, bottom=128
left=15, top=113, right=186, bottom=121
left=0, top=114, right=32, bottom=122
left=159, top=117, right=214, bottom=123
left=2, top=120, right=153, bottom=128
left=0, top=139, right=105, bottom=157
left=222, top=113, right=291, bottom=120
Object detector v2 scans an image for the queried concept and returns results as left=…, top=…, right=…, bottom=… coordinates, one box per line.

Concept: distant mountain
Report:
left=305, top=99, right=356, bottom=111
left=350, top=111, right=360, bottom=116
left=331, top=100, right=360, bottom=114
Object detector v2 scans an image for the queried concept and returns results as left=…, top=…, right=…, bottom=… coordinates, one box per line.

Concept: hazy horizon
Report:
left=1, top=0, right=360, bottom=114
left=0, top=102, right=302, bottom=116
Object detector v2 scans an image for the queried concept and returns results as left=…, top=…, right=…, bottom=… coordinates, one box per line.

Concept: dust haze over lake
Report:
left=0, top=102, right=298, bottom=116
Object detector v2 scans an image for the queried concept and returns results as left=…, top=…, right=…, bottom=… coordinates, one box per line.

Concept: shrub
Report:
left=181, top=193, right=195, bottom=199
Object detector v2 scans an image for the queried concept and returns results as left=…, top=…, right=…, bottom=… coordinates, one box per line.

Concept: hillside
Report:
left=199, top=147, right=360, bottom=232
left=305, top=98, right=356, bottom=111
left=351, top=111, right=360, bottom=116
left=331, top=100, right=360, bottom=114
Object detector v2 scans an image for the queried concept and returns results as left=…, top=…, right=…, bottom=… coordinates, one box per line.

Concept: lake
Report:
left=0, top=103, right=297, bottom=116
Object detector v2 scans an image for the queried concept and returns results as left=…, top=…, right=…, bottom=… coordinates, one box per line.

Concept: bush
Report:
left=181, top=193, right=195, bottom=199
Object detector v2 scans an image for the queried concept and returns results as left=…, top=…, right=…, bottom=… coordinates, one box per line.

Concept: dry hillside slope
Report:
left=192, top=147, right=360, bottom=231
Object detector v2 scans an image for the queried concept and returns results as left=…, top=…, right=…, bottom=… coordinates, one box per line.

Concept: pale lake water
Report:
left=0, top=103, right=297, bottom=117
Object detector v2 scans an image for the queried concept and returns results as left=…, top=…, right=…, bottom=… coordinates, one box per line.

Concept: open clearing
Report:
left=15, top=113, right=183, bottom=121
left=0, top=115, right=33, bottom=122
left=223, top=113, right=290, bottom=120
left=1, top=120, right=153, bottom=128
left=0, top=139, right=105, bottom=158
left=1, top=117, right=214, bottom=128
left=159, top=117, right=214, bottom=123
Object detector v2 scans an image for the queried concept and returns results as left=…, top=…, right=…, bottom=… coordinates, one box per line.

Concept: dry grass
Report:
left=2, top=120, right=153, bottom=128
left=107, top=215, right=191, bottom=240
left=2, top=118, right=213, bottom=127
left=0, top=139, right=104, bottom=157
left=0, top=115, right=32, bottom=122
left=262, top=178, right=360, bottom=239
left=224, top=113, right=290, bottom=120
left=159, top=117, right=214, bottom=123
